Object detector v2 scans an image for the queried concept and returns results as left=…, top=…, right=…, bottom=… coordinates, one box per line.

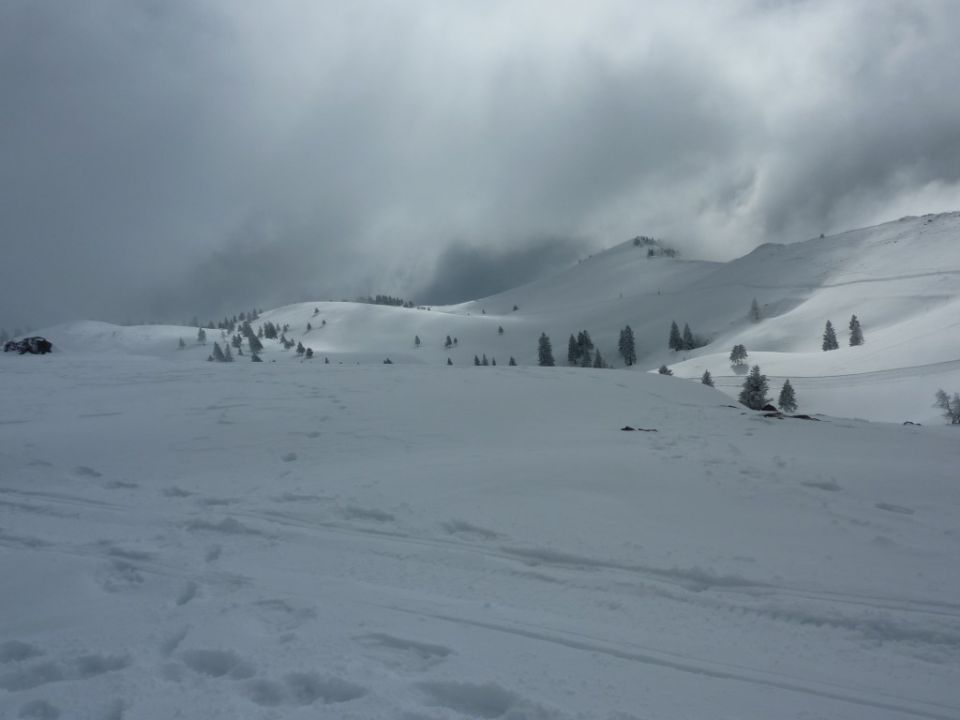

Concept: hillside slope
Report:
left=23, top=212, right=960, bottom=423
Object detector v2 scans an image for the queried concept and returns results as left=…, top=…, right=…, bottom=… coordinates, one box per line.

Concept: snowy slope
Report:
left=1, top=356, right=958, bottom=719
left=30, top=211, right=960, bottom=423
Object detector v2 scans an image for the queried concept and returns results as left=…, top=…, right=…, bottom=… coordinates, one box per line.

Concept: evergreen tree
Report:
left=778, top=379, right=797, bottom=413
left=498, top=325, right=504, bottom=335
left=474, top=355, right=480, bottom=366
left=592, top=350, right=604, bottom=368
left=730, top=344, right=748, bottom=366
left=701, top=370, right=714, bottom=386
left=305, top=348, right=313, bottom=358
left=508, top=357, right=516, bottom=366
left=324, top=357, right=329, bottom=364
left=223, top=343, right=234, bottom=362
left=849, top=315, right=864, bottom=346
left=414, top=335, right=421, bottom=347
left=567, top=334, right=580, bottom=365
left=618, top=325, right=636, bottom=366
left=296, top=341, right=305, bottom=355
left=576, top=331, right=594, bottom=367
left=668, top=321, right=683, bottom=351
left=197, top=327, right=207, bottom=345
left=538, top=333, right=555, bottom=366
left=447, top=357, right=453, bottom=366
left=383, top=357, right=393, bottom=364
left=482, top=354, right=489, bottom=366
left=306, top=322, right=312, bottom=332
left=251, top=352, right=262, bottom=362
left=178, top=338, right=186, bottom=350
left=211, top=341, right=225, bottom=362
left=658, top=365, right=673, bottom=375
left=445, top=335, right=453, bottom=348
left=248, top=334, right=263, bottom=353
left=231, top=334, right=242, bottom=349
left=682, top=323, right=694, bottom=351
left=822, top=320, right=839, bottom=351
left=749, top=298, right=762, bottom=322
left=491, top=357, right=497, bottom=366
left=738, top=365, right=770, bottom=410
left=257, top=325, right=264, bottom=338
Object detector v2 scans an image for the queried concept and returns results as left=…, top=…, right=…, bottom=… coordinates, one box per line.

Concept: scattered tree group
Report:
left=567, top=331, right=595, bottom=367
left=668, top=321, right=706, bottom=351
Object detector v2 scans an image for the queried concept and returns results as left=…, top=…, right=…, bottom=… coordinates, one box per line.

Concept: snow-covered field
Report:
left=2, top=213, right=960, bottom=718
left=1, top=355, right=959, bottom=719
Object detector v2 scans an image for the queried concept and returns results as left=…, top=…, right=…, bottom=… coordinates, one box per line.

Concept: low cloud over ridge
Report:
left=2, top=0, right=960, bottom=327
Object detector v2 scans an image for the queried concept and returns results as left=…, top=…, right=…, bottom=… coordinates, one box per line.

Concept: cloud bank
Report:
left=2, top=0, right=959, bottom=328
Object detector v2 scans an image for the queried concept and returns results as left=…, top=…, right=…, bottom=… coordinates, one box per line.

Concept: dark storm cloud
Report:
left=416, top=238, right=584, bottom=305
left=2, top=0, right=959, bottom=330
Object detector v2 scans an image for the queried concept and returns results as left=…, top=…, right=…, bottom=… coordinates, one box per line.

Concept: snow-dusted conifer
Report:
left=508, top=357, right=517, bottom=366
left=223, top=343, right=233, bottom=362
left=668, top=321, right=683, bottom=351
left=849, top=315, right=864, bottom=346
left=197, top=328, right=207, bottom=345
left=658, top=364, right=673, bottom=375
left=729, top=344, right=748, bottom=366
left=822, top=321, right=839, bottom=351
left=749, top=298, right=762, bottom=322
left=211, top=341, right=225, bottom=362
left=538, top=333, right=555, bottom=366
left=701, top=370, right=714, bottom=386
left=447, top=357, right=453, bottom=365
left=618, top=325, right=636, bottom=366
left=567, top=335, right=579, bottom=365
left=739, top=365, right=770, bottom=410
left=778, top=379, right=797, bottom=413
left=682, top=324, right=694, bottom=351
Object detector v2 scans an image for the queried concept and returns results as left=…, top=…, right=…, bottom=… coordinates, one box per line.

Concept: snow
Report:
left=2, top=213, right=960, bottom=718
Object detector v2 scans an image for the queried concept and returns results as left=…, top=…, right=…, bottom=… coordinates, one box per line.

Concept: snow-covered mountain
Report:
left=2, top=213, right=959, bottom=719
left=37, top=211, right=960, bottom=423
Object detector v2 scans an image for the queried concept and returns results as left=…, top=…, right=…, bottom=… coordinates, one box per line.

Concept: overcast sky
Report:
left=2, top=0, right=960, bottom=330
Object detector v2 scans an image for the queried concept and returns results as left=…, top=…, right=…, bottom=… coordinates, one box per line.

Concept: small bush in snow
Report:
left=934, top=390, right=960, bottom=424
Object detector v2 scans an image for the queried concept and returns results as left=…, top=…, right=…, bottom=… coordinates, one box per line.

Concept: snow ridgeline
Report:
left=26, top=211, right=960, bottom=424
